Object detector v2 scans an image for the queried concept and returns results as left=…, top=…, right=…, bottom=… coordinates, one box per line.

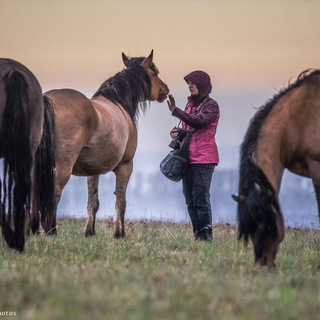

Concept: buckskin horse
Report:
left=31, top=50, right=169, bottom=238
left=0, top=58, right=55, bottom=251
left=232, top=69, right=320, bottom=267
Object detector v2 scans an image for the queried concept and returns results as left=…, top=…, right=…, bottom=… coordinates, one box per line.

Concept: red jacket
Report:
left=172, top=97, right=220, bottom=164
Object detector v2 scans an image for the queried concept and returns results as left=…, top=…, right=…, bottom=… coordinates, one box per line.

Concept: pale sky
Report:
left=1, top=0, right=320, bottom=169
left=2, top=0, right=320, bottom=90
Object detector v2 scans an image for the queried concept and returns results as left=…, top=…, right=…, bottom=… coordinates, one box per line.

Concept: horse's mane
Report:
left=239, top=69, right=320, bottom=196
left=92, top=57, right=158, bottom=123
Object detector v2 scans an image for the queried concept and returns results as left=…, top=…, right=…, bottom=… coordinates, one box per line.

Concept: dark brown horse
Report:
left=31, top=50, right=169, bottom=238
left=233, top=69, right=320, bottom=267
left=0, top=58, right=55, bottom=251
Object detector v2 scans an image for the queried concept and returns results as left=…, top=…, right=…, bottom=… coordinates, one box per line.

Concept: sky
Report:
left=1, top=0, right=320, bottom=171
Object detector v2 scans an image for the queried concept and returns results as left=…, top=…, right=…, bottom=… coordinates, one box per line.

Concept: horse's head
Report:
left=232, top=180, right=285, bottom=268
left=122, top=50, right=169, bottom=103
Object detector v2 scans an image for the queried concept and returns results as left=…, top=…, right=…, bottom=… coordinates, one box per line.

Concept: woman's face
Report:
left=187, top=81, right=199, bottom=96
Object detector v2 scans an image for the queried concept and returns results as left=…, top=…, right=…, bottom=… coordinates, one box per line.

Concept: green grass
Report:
left=0, top=219, right=319, bottom=320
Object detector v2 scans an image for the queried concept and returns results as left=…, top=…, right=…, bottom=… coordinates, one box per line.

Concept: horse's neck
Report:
left=256, top=101, right=289, bottom=193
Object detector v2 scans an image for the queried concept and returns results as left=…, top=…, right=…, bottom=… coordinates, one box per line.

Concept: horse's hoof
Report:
left=113, top=231, right=126, bottom=239
left=46, top=227, right=57, bottom=236
left=85, top=229, right=95, bottom=237
left=31, top=228, right=41, bottom=236
left=31, top=225, right=40, bottom=235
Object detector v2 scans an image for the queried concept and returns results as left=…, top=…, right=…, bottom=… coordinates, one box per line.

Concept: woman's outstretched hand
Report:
left=167, top=94, right=176, bottom=112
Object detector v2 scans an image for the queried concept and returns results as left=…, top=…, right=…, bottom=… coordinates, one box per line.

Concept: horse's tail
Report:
left=0, top=71, right=33, bottom=251
left=33, top=95, right=56, bottom=234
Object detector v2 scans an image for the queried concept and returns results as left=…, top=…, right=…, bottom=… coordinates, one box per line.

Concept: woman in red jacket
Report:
left=167, top=70, right=220, bottom=241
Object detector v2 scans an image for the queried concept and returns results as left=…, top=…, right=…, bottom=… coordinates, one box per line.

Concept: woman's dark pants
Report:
left=182, top=164, right=215, bottom=241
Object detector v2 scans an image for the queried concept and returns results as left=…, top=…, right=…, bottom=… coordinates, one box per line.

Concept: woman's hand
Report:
left=170, top=127, right=179, bottom=138
left=167, top=94, right=176, bottom=112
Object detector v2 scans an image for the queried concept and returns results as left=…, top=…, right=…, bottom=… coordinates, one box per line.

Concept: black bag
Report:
left=160, top=128, right=193, bottom=182
left=160, top=149, right=188, bottom=182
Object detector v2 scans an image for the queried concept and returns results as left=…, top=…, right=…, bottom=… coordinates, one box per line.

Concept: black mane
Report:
left=92, top=57, right=158, bottom=123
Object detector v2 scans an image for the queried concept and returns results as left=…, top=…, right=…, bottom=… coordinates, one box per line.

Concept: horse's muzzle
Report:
left=158, top=88, right=169, bottom=103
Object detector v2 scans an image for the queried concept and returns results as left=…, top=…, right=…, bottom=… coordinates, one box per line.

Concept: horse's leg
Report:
left=29, top=178, right=58, bottom=235
left=114, top=161, right=133, bottom=238
left=30, top=170, right=40, bottom=235
left=307, top=160, right=320, bottom=222
left=85, top=175, right=100, bottom=237
left=44, top=163, right=73, bottom=235
left=313, top=182, right=320, bottom=221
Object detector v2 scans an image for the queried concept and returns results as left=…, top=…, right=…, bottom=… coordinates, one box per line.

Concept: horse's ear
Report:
left=232, top=194, right=246, bottom=204
left=142, top=49, right=154, bottom=68
left=122, top=52, right=130, bottom=67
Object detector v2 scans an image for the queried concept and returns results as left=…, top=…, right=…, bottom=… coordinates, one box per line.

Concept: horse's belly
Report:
left=287, top=162, right=310, bottom=178
left=72, top=161, right=114, bottom=176
left=72, top=145, right=125, bottom=176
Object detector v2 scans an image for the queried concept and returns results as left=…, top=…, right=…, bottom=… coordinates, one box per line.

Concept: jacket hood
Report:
left=184, top=70, right=212, bottom=100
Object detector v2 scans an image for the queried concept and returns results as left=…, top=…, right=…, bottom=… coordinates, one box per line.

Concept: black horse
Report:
left=0, top=58, right=55, bottom=251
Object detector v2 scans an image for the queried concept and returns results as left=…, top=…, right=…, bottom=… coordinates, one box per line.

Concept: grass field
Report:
left=0, top=219, right=319, bottom=320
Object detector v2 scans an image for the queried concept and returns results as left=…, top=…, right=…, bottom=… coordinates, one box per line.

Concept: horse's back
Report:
left=45, top=88, right=99, bottom=139
left=45, top=89, right=99, bottom=166
left=0, top=58, right=42, bottom=94
left=45, top=88, right=93, bottom=113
